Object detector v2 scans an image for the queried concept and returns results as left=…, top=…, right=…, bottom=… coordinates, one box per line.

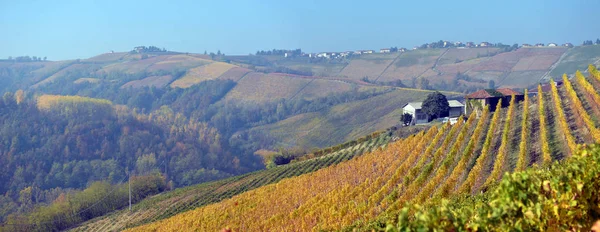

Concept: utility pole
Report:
left=128, top=169, right=132, bottom=212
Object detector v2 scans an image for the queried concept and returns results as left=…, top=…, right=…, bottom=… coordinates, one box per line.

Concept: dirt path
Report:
left=373, top=52, right=404, bottom=82
left=541, top=49, right=569, bottom=81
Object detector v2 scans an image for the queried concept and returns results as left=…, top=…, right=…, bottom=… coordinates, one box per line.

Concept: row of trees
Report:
left=582, top=39, right=600, bottom=46
left=255, top=49, right=302, bottom=56
left=0, top=92, right=263, bottom=222
left=5, top=56, right=46, bottom=62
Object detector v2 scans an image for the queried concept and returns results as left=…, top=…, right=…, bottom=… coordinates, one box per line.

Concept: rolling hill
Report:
left=1, top=46, right=599, bottom=231
left=124, top=68, right=600, bottom=231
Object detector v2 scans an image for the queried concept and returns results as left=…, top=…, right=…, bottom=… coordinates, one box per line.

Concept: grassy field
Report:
left=170, top=62, right=235, bottom=88
left=437, top=47, right=500, bottom=65
left=499, top=70, right=546, bottom=88
left=32, top=63, right=101, bottom=88
left=550, top=45, right=600, bottom=77
left=378, top=49, right=445, bottom=82
left=249, top=88, right=460, bottom=148
left=73, top=78, right=101, bottom=84
left=291, top=79, right=355, bottom=100
left=222, top=73, right=314, bottom=102
left=216, top=67, right=251, bottom=81
left=339, top=53, right=399, bottom=80
left=121, top=75, right=174, bottom=89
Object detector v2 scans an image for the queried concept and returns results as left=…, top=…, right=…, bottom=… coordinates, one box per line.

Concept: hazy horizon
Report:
left=1, top=0, right=598, bottom=60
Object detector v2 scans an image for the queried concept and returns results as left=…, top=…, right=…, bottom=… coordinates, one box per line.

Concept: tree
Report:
left=488, top=80, right=495, bottom=89
left=422, top=91, right=450, bottom=120
left=401, top=113, right=413, bottom=126
left=596, top=39, right=600, bottom=45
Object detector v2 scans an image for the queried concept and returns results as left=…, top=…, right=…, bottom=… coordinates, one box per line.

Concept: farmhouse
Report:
left=465, top=42, right=475, bottom=48
left=535, top=43, right=545, bottom=47
left=380, top=48, right=391, bottom=53
left=402, top=100, right=465, bottom=125
left=464, top=88, right=524, bottom=114
left=479, top=42, right=491, bottom=47
left=527, top=80, right=563, bottom=97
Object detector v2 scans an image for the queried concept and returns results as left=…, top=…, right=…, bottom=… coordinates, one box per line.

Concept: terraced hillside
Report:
left=69, top=130, right=402, bottom=231
left=126, top=68, right=600, bottom=231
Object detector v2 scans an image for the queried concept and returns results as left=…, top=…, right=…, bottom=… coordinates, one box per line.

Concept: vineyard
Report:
left=125, top=67, right=600, bottom=231
left=70, top=131, right=394, bottom=231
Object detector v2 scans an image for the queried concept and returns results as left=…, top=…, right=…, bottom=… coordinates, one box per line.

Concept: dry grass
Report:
left=378, top=49, right=444, bottom=82
left=217, top=67, right=251, bottom=81
left=438, top=48, right=500, bottom=65
left=293, top=79, right=354, bottom=100
left=85, top=52, right=128, bottom=62
left=121, top=75, right=174, bottom=89
left=33, top=63, right=99, bottom=88
left=223, top=73, right=312, bottom=102
left=340, top=54, right=398, bottom=80
left=147, top=55, right=211, bottom=72
left=74, top=78, right=101, bottom=84
left=170, top=62, right=236, bottom=88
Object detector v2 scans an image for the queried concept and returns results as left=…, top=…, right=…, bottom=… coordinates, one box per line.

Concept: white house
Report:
left=403, top=102, right=429, bottom=125
left=402, top=100, right=465, bottom=125
left=448, top=100, right=465, bottom=117
left=380, top=48, right=391, bottom=53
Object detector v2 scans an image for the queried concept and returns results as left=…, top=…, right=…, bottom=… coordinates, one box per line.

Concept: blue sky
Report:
left=1, top=0, right=598, bottom=60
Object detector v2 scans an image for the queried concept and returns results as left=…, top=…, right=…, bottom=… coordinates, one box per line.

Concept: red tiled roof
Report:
left=496, top=88, right=523, bottom=96
left=465, top=89, right=495, bottom=99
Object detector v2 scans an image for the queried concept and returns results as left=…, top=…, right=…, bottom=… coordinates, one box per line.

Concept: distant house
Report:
left=354, top=50, right=373, bottom=55
left=380, top=48, right=391, bottom=53
left=412, top=46, right=419, bottom=50
left=522, top=43, right=532, bottom=47
left=447, top=100, right=466, bottom=118
left=340, top=51, right=351, bottom=57
left=465, top=42, right=475, bottom=48
left=402, top=100, right=465, bottom=125
left=454, top=41, right=465, bottom=47
left=464, top=88, right=524, bottom=114
left=535, top=43, right=545, bottom=47
left=134, top=46, right=145, bottom=53
left=527, top=80, right=563, bottom=97
left=548, top=43, right=558, bottom=47
left=399, top=48, right=407, bottom=52
left=479, top=42, right=491, bottom=47
left=563, top=43, right=574, bottom=47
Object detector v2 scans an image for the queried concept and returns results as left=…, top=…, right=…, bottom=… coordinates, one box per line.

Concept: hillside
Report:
left=231, top=46, right=600, bottom=92
left=124, top=68, right=600, bottom=231
left=0, top=94, right=264, bottom=227
left=65, top=129, right=411, bottom=232
left=0, top=48, right=599, bottom=230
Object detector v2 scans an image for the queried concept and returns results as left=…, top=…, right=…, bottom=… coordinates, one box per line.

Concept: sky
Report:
left=1, top=0, right=599, bottom=60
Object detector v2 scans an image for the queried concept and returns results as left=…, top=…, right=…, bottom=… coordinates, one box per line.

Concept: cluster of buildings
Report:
left=291, top=40, right=575, bottom=60
left=521, top=43, right=573, bottom=48
left=402, top=88, right=529, bottom=125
